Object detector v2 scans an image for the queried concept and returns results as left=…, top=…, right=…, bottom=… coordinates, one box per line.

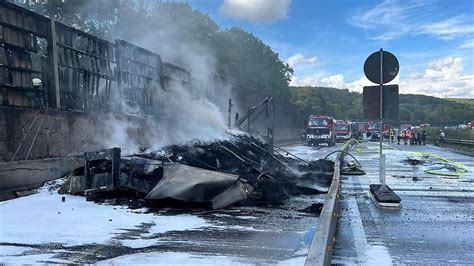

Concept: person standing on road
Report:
left=439, top=130, right=445, bottom=142
left=417, top=130, right=422, bottom=145
left=390, top=129, right=395, bottom=143
left=421, top=130, right=427, bottom=145
left=407, top=130, right=413, bottom=145
left=397, top=130, right=402, bottom=144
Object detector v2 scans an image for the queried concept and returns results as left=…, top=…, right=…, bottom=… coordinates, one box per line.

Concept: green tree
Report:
left=212, top=27, right=293, bottom=99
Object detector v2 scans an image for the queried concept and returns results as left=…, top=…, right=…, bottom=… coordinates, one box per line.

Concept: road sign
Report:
left=363, top=85, right=399, bottom=119
left=364, top=51, right=399, bottom=84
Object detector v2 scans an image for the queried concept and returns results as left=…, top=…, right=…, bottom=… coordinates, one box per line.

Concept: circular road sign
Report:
left=364, top=50, right=399, bottom=84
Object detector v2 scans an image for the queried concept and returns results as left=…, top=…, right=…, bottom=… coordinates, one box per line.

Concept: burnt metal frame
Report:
left=84, top=147, right=121, bottom=190
left=54, top=22, right=116, bottom=112
left=0, top=1, right=50, bottom=107
left=115, top=39, right=163, bottom=115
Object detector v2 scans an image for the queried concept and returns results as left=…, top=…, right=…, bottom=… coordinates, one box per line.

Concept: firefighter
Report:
left=417, top=130, right=422, bottom=145
left=402, top=130, right=408, bottom=145
left=389, top=129, right=395, bottom=143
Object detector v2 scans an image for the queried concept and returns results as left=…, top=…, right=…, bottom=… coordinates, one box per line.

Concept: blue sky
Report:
left=186, top=0, right=473, bottom=98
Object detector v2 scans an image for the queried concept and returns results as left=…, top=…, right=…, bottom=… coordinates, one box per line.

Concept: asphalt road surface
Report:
left=0, top=143, right=340, bottom=265
left=4, top=142, right=469, bottom=264
left=332, top=142, right=474, bottom=264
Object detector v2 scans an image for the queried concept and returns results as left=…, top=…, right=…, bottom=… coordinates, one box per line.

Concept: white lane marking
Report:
left=346, top=196, right=368, bottom=259
left=347, top=196, right=394, bottom=265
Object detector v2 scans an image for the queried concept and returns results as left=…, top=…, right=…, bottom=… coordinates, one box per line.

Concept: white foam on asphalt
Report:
left=0, top=181, right=209, bottom=249
left=97, top=251, right=251, bottom=265
left=365, top=244, right=393, bottom=265
left=0, top=251, right=71, bottom=264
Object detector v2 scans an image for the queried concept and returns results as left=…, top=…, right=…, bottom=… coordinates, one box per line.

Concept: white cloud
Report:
left=287, top=53, right=317, bottom=67
left=291, top=56, right=473, bottom=98
left=348, top=0, right=427, bottom=40
left=349, top=0, right=473, bottom=41
left=290, top=74, right=345, bottom=88
left=459, top=39, right=474, bottom=49
left=419, top=16, right=474, bottom=40
left=399, top=56, right=474, bottom=97
left=219, top=0, right=292, bottom=24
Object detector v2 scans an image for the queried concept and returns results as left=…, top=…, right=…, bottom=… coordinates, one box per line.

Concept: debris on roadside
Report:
left=403, top=158, right=425, bottom=166
left=401, top=153, right=468, bottom=178
left=299, top=202, right=324, bottom=214
left=59, top=134, right=335, bottom=209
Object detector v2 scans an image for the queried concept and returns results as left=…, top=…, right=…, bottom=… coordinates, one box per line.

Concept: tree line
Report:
left=291, top=86, right=474, bottom=126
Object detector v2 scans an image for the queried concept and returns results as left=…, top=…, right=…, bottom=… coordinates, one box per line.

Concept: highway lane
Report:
left=332, top=142, right=474, bottom=264
left=0, top=143, right=340, bottom=265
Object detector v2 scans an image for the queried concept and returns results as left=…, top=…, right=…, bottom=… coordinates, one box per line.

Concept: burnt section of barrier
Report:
left=59, top=135, right=335, bottom=210
left=84, top=147, right=121, bottom=191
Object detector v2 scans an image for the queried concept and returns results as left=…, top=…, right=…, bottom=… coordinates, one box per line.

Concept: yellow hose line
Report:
left=414, top=152, right=468, bottom=175
left=343, top=138, right=361, bottom=149
left=415, top=152, right=466, bottom=168
left=425, top=170, right=460, bottom=177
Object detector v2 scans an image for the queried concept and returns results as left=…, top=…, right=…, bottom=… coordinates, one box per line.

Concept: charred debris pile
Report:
left=59, top=134, right=334, bottom=209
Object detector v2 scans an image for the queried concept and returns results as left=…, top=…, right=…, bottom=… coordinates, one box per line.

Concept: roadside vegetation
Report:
left=291, top=87, right=474, bottom=126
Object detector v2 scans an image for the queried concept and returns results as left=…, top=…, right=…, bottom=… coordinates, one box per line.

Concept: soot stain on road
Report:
left=1, top=193, right=324, bottom=264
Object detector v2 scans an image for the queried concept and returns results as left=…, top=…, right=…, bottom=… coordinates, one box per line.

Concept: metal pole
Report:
left=247, top=107, right=251, bottom=132
left=228, top=98, right=232, bottom=129
left=379, top=48, right=385, bottom=186
left=42, top=64, right=50, bottom=158
left=50, top=19, right=61, bottom=109
left=271, top=98, right=275, bottom=149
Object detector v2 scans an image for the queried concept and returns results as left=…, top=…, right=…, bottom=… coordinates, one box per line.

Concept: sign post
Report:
left=379, top=49, right=384, bottom=185
left=363, top=49, right=401, bottom=208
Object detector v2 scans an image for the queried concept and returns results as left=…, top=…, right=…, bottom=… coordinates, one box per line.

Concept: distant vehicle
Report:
left=469, top=121, right=474, bottom=129
left=306, top=115, right=336, bottom=146
left=420, top=123, right=431, bottom=128
left=336, top=120, right=352, bottom=141
left=351, top=122, right=369, bottom=139
left=369, top=122, right=390, bottom=141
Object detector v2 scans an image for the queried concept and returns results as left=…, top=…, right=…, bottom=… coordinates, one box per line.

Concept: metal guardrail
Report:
left=442, top=138, right=474, bottom=146
left=427, top=136, right=474, bottom=146
left=305, top=142, right=352, bottom=266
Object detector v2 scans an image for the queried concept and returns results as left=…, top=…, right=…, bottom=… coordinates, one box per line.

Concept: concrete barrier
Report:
left=274, top=138, right=304, bottom=147
left=0, top=157, right=83, bottom=200
left=305, top=144, right=351, bottom=265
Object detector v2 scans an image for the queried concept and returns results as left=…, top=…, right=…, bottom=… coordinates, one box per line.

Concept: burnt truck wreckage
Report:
left=59, top=135, right=334, bottom=209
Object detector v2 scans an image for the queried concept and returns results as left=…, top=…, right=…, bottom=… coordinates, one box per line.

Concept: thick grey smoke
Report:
left=95, top=2, right=233, bottom=153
